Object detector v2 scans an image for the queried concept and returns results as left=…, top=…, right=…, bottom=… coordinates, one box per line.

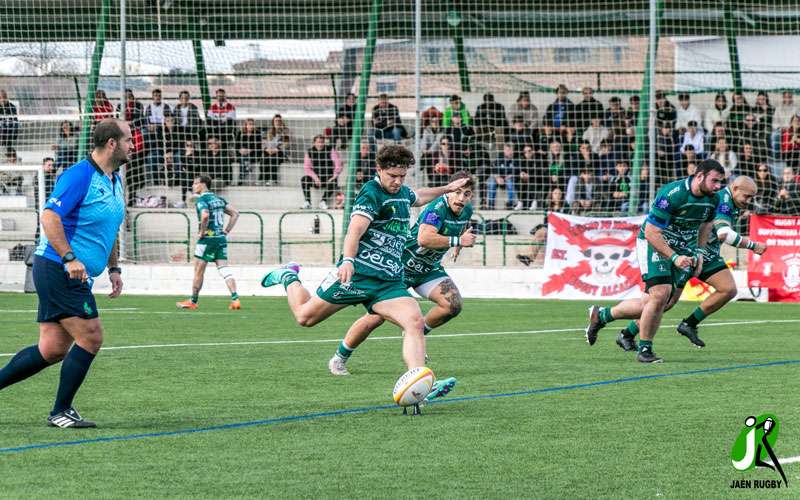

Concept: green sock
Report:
left=231, top=292, right=239, bottom=301
left=336, top=341, right=354, bottom=361
left=191, top=295, right=198, bottom=304
left=638, top=339, right=653, bottom=352
left=281, top=272, right=300, bottom=290
left=598, top=307, right=614, bottom=326
left=623, top=321, right=639, bottom=336
left=423, top=323, right=433, bottom=336
left=684, top=307, right=707, bottom=328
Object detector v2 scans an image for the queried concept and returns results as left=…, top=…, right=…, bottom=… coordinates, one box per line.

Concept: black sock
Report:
left=51, top=345, right=96, bottom=415
left=0, top=345, right=50, bottom=390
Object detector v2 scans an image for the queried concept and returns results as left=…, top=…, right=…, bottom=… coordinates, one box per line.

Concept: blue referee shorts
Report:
left=33, top=255, right=99, bottom=323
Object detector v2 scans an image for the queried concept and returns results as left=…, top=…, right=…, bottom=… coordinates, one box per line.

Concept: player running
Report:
left=177, top=175, right=241, bottom=310
left=328, top=170, right=476, bottom=380
left=585, top=175, right=765, bottom=352
left=261, top=145, right=468, bottom=400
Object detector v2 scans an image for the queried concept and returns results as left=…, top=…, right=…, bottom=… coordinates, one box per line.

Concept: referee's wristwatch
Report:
left=108, top=266, right=122, bottom=275
left=61, top=251, right=76, bottom=264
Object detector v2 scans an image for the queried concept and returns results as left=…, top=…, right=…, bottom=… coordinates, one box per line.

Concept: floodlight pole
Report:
left=414, top=0, right=422, bottom=189
left=119, top=0, right=127, bottom=261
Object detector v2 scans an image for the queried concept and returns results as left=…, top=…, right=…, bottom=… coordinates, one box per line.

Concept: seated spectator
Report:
left=337, top=92, right=357, bottom=126
left=39, top=156, right=57, bottom=200
left=235, top=118, right=261, bottom=185
left=442, top=94, right=471, bottom=127
left=516, top=224, right=548, bottom=267
left=680, top=120, right=705, bottom=156
left=353, top=140, right=374, bottom=193
left=506, top=115, right=534, bottom=154
left=680, top=144, right=698, bottom=179
left=709, top=137, right=738, bottom=179
left=463, top=141, right=492, bottom=208
left=566, top=166, right=596, bottom=214
left=202, top=136, right=231, bottom=185
left=625, top=95, right=640, bottom=132
left=753, top=163, right=778, bottom=213
left=544, top=84, right=574, bottom=134
left=636, top=163, right=652, bottom=213
left=0, top=90, right=19, bottom=150
left=582, top=116, right=609, bottom=154
left=704, top=93, right=729, bottom=133
left=737, top=143, right=758, bottom=179
left=575, top=140, right=597, bottom=177
left=606, top=160, right=632, bottom=213
left=654, top=91, right=676, bottom=128
left=262, top=114, right=289, bottom=184
left=675, top=92, right=702, bottom=132
left=473, top=93, right=508, bottom=143
left=611, top=125, right=633, bottom=163
left=331, top=111, right=352, bottom=151
left=536, top=124, right=557, bottom=157
left=781, top=114, right=800, bottom=168
left=0, top=148, right=22, bottom=195
left=488, top=143, right=519, bottom=210
left=547, top=140, right=572, bottom=191
left=547, top=186, right=566, bottom=212
left=727, top=92, right=752, bottom=134
left=595, top=139, right=616, bottom=181
left=685, top=161, right=697, bottom=176
left=656, top=122, right=677, bottom=185
left=176, top=139, right=198, bottom=195
left=706, top=121, right=728, bottom=152
left=774, top=166, right=799, bottom=214
left=302, top=134, right=341, bottom=210
left=517, top=144, right=540, bottom=210
left=207, top=88, right=236, bottom=149
left=507, top=90, right=539, bottom=129
left=92, top=89, right=114, bottom=124
left=739, top=112, right=770, bottom=162
left=162, top=115, right=186, bottom=188
left=604, top=96, right=626, bottom=131
left=144, top=88, right=172, bottom=179
left=753, top=91, right=774, bottom=129
left=773, top=91, right=797, bottom=132
left=421, top=114, right=445, bottom=164
left=427, top=137, right=455, bottom=187
left=444, top=112, right=474, bottom=159
left=420, top=106, right=443, bottom=129
left=173, top=90, right=204, bottom=144
left=52, top=120, right=78, bottom=170
left=371, top=93, right=405, bottom=141
left=116, top=88, right=145, bottom=130
left=573, top=86, right=604, bottom=133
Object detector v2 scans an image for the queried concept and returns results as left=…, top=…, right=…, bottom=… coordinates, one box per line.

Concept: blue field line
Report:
left=1, top=358, right=798, bottom=455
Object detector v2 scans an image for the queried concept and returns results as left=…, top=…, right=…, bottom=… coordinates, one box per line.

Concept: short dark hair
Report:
left=216, top=88, right=225, bottom=94
left=376, top=144, right=414, bottom=169
left=152, top=88, right=162, bottom=95
left=696, top=158, right=725, bottom=177
left=93, top=119, right=126, bottom=149
left=179, top=90, right=190, bottom=98
left=196, top=175, right=212, bottom=188
left=42, top=157, right=54, bottom=164
left=450, top=94, right=461, bottom=102
left=449, top=170, right=474, bottom=189
left=678, top=92, right=690, bottom=100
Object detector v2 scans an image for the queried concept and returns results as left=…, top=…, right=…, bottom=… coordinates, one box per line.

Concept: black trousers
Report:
left=301, top=176, right=337, bottom=204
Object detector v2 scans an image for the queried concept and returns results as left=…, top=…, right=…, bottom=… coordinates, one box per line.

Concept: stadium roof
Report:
left=2, top=1, right=800, bottom=42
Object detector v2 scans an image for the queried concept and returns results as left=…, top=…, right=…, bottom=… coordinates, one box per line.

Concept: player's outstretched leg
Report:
left=330, top=313, right=385, bottom=376
left=261, top=262, right=301, bottom=288
left=677, top=270, right=736, bottom=348
left=585, top=299, right=643, bottom=346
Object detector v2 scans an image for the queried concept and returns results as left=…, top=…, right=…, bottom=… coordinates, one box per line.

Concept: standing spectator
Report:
left=173, top=90, right=203, bottom=144
left=753, top=91, right=774, bottom=129
left=680, top=120, right=705, bottom=157
left=0, top=90, right=19, bottom=151
left=202, top=136, right=230, bottom=185
left=544, top=84, right=574, bottom=135
left=675, top=93, right=702, bottom=132
left=473, top=93, right=508, bottom=143
left=52, top=121, right=79, bottom=171
left=738, top=113, right=770, bottom=163
left=488, top=143, right=519, bottom=210
left=371, top=93, right=404, bottom=141
left=337, top=92, right=357, bottom=126
left=144, top=89, right=171, bottom=181
left=506, top=115, right=534, bottom=154
left=773, top=166, right=799, bottom=214
left=572, top=86, right=604, bottom=133
left=727, top=92, right=751, bottom=134
left=507, top=90, right=539, bottom=129
left=737, top=143, right=758, bottom=179
left=207, top=88, right=236, bottom=149
left=604, top=96, right=626, bottom=131
left=753, top=163, right=778, bottom=213
left=781, top=114, right=800, bottom=169
left=656, top=122, right=677, bottom=185
left=607, top=160, right=632, bottom=213
left=301, top=135, right=341, bottom=210
left=331, top=112, right=352, bottom=151
left=566, top=166, right=596, bottom=214
left=709, top=137, right=738, bottom=179
left=582, top=116, right=609, bottom=154
left=517, top=143, right=539, bottom=210
left=654, top=91, right=677, bottom=128
left=442, top=94, right=471, bottom=127
left=421, top=114, right=445, bottom=165
left=92, top=89, right=114, bottom=124
left=116, top=88, right=145, bottom=130
left=235, top=118, right=261, bottom=185
left=262, top=114, right=289, bottom=185
left=704, top=93, right=729, bottom=133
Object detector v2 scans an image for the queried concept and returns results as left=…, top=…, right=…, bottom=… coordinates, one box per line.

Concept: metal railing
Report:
left=278, top=210, right=337, bottom=264
left=0, top=209, right=38, bottom=246
left=132, top=211, right=191, bottom=262
left=232, top=211, right=265, bottom=264
left=501, top=212, right=548, bottom=266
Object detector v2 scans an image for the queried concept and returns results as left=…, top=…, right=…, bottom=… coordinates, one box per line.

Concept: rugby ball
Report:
left=392, top=367, right=435, bottom=406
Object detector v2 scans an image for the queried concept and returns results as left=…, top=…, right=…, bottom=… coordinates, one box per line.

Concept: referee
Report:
left=0, top=118, right=130, bottom=428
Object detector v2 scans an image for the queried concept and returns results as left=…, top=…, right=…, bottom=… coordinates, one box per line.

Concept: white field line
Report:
left=766, top=455, right=800, bottom=466
left=0, top=318, right=798, bottom=358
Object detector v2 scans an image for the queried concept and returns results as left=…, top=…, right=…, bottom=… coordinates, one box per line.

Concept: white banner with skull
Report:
left=541, top=213, right=646, bottom=299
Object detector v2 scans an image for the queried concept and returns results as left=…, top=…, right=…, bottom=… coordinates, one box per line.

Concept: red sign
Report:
left=748, top=215, right=800, bottom=302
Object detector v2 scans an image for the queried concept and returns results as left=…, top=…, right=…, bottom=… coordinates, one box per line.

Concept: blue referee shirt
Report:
left=35, top=157, right=125, bottom=277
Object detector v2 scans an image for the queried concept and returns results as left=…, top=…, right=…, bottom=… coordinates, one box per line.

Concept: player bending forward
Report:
left=261, top=145, right=468, bottom=400
left=328, top=170, right=476, bottom=384
left=585, top=175, right=765, bottom=352
left=177, top=175, right=241, bottom=310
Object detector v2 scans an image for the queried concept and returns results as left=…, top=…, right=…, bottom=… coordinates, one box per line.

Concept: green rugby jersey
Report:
left=349, top=178, right=417, bottom=281
left=403, top=195, right=473, bottom=275
left=702, top=186, right=740, bottom=257
left=196, top=191, right=228, bottom=237
left=638, top=176, right=719, bottom=252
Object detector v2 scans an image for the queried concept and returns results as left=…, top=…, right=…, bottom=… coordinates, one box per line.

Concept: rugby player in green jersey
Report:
left=585, top=175, right=766, bottom=353
left=177, top=175, right=241, bottom=310
left=261, top=145, right=469, bottom=394
left=328, top=171, right=475, bottom=392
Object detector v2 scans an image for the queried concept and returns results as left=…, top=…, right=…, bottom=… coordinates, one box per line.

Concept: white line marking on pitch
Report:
left=0, top=318, right=797, bottom=358
left=766, top=455, right=800, bottom=466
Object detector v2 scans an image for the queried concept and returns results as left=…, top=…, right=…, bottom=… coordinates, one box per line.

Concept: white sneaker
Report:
left=302, top=200, right=311, bottom=209
left=514, top=200, right=523, bottom=210
left=529, top=200, right=538, bottom=210
left=319, top=200, right=328, bottom=210
left=328, top=355, right=350, bottom=376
